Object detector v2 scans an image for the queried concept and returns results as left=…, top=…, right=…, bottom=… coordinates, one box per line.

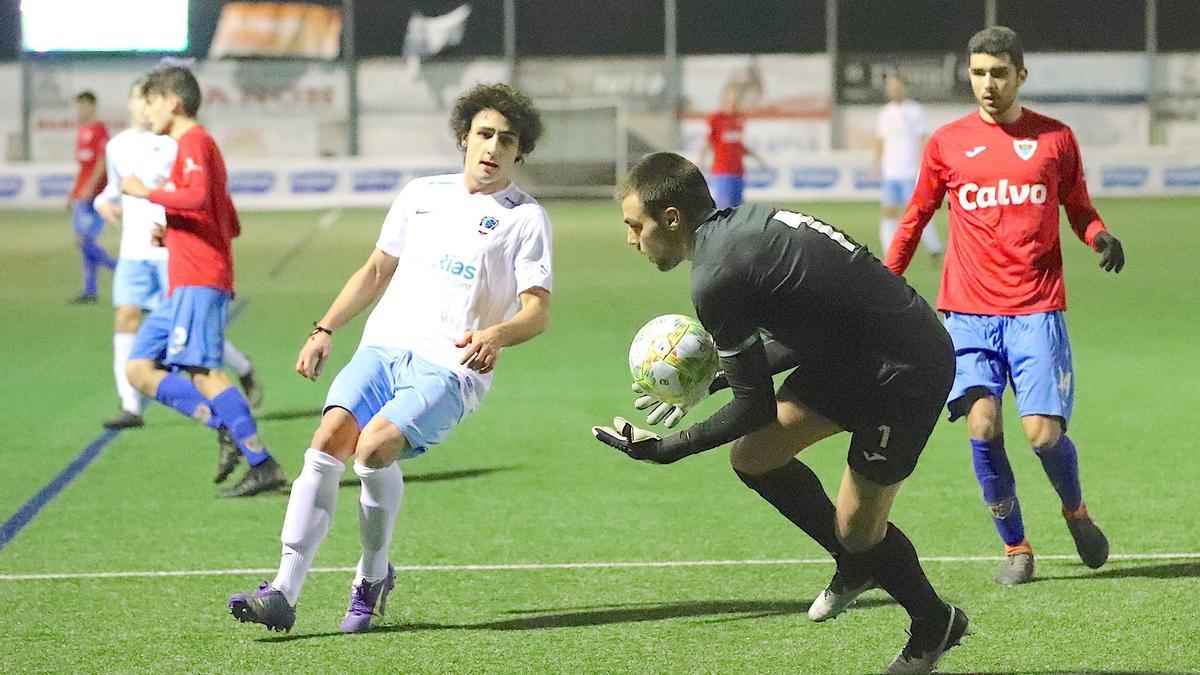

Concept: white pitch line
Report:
left=0, top=553, right=1197, bottom=581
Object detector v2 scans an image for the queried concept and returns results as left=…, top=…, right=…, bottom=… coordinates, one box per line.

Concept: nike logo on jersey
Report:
left=862, top=451, right=887, bottom=463
left=415, top=209, right=432, bottom=215
left=964, top=145, right=987, bottom=158
left=958, top=180, right=1048, bottom=211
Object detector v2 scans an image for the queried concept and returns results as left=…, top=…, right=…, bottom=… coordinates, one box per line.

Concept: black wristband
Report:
left=310, top=322, right=333, bottom=337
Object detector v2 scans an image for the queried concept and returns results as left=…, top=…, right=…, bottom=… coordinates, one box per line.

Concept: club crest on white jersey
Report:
left=1013, top=139, right=1037, bottom=161
left=958, top=180, right=1047, bottom=211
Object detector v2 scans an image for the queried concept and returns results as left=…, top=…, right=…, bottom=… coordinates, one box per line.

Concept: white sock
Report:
left=880, top=218, right=899, bottom=255
left=223, top=341, right=253, bottom=377
left=354, top=461, right=404, bottom=583
left=113, top=333, right=143, bottom=414
left=920, top=223, right=945, bottom=254
left=272, top=449, right=345, bottom=605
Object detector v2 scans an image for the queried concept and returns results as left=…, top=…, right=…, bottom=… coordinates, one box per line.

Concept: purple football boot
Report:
left=228, top=582, right=296, bottom=632
left=340, top=564, right=395, bottom=633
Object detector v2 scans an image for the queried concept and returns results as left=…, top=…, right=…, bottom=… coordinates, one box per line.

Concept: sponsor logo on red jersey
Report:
left=958, top=180, right=1047, bottom=211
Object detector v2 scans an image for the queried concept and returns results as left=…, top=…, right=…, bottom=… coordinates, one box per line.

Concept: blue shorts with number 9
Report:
left=944, top=311, right=1075, bottom=426
left=130, top=285, right=228, bottom=370
left=324, top=346, right=467, bottom=459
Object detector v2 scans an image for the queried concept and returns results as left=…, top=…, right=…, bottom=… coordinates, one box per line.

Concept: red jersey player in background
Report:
left=121, top=65, right=286, bottom=498
left=699, top=73, right=765, bottom=210
left=69, top=91, right=116, bottom=304
left=885, top=27, right=1125, bottom=586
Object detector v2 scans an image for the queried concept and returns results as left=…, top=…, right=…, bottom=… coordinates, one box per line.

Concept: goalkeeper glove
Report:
left=632, top=383, right=693, bottom=428
left=1094, top=231, right=1125, bottom=273
left=591, top=417, right=668, bottom=463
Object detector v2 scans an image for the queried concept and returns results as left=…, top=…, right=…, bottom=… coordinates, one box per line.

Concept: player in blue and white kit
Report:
left=228, top=84, right=553, bottom=633
left=875, top=74, right=943, bottom=260
left=96, top=77, right=265, bottom=480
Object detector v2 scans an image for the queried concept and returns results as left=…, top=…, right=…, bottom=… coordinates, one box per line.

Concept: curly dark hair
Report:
left=450, top=83, right=543, bottom=158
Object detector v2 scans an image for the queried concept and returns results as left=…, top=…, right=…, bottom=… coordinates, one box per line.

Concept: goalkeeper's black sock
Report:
left=839, top=523, right=946, bottom=623
left=735, top=459, right=844, bottom=558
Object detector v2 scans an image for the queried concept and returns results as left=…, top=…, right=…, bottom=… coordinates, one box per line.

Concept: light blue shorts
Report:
left=324, top=346, right=467, bottom=459
left=881, top=178, right=915, bottom=208
left=710, top=174, right=745, bottom=210
left=113, top=259, right=169, bottom=310
left=73, top=200, right=104, bottom=237
left=131, top=286, right=229, bottom=371
left=944, top=311, right=1075, bottom=426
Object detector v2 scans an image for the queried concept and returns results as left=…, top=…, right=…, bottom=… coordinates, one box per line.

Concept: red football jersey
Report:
left=72, top=121, right=109, bottom=200
left=707, top=111, right=748, bottom=176
left=148, top=126, right=240, bottom=294
left=884, top=108, right=1107, bottom=315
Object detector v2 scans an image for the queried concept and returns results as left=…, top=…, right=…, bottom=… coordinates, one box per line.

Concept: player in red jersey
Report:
left=69, top=91, right=116, bottom=304
left=121, top=66, right=286, bottom=498
left=884, top=27, right=1124, bottom=586
left=699, top=78, right=764, bottom=210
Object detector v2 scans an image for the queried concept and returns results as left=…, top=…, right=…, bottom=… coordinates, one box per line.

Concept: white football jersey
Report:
left=876, top=100, right=928, bottom=180
left=359, top=173, right=554, bottom=409
left=94, top=128, right=177, bottom=260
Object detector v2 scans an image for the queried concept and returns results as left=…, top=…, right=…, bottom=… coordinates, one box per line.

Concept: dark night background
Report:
left=0, top=0, right=1196, bottom=61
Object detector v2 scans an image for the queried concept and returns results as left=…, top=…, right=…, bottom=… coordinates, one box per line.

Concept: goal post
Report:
left=518, top=98, right=632, bottom=198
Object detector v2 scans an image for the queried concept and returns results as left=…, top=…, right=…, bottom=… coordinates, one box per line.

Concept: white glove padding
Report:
left=632, top=383, right=690, bottom=428
left=591, top=416, right=664, bottom=462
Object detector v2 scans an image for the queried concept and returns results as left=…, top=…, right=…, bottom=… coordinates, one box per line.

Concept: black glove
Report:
left=591, top=417, right=682, bottom=464
left=1094, top=231, right=1125, bottom=273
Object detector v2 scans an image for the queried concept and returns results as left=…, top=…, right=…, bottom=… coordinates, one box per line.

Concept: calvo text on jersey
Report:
left=957, top=180, right=1047, bottom=211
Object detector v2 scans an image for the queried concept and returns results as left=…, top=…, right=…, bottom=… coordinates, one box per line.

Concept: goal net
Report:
left=517, top=98, right=635, bottom=198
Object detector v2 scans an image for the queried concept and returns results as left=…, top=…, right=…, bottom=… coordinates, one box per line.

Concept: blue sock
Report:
left=971, top=436, right=1026, bottom=546
left=80, top=238, right=99, bottom=296
left=1036, top=434, right=1082, bottom=512
left=85, top=236, right=116, bottom=269
left=208, top=387, right=271, bottom=466
left=154, top=373, right=221, bottom=429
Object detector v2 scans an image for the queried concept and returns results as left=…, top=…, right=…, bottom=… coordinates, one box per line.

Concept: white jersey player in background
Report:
left=875, top=74, right=944, bottom=261
left=228, top=83, right=553, bottom=634
left=95, top=78, right=262, bottom=437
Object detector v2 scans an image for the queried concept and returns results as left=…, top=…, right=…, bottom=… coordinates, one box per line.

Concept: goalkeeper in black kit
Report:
left=592, top=152, right=969, bottom=674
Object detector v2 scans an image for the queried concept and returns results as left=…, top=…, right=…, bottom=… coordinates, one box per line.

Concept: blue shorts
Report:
left=324, top=346, right=467, bottom=459
left=113, top=259, right=169, bottom=310
left=73, top=200, right=104, bottom=237
left=710, top=174, right=745, bottom=210
left=881, top=178, right=916, bottom=208
left=944, top=311, right=1075, bottom=425
left=130, top=286, right=229, bottom=370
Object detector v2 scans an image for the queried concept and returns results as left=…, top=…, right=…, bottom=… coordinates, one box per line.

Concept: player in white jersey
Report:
left=228, top=83, right=552, bottom=634
left=875, top=74, right=944, bottom=260
left=95, top=79, right=263, bottom=481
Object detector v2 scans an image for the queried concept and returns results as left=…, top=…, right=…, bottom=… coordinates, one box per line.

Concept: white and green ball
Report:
left=628, top=314, right=719, bottom=407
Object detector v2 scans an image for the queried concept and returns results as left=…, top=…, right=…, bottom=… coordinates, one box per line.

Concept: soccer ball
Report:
left=628, top=314, right=719, bottom=407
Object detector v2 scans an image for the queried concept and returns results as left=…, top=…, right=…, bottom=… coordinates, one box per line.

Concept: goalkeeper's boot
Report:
left=993, top=540, right=1035, bottom=586
left=1064, top=502, right=1109, bottom=569
left=340, top=564, right=395, bottom=633
left=218, top=457, right=287, bottom=498
left=808, top=568, right=876, bottom=622
left=887, top=604, right=971, bottom=674
left=228, top=582, right=295, bottom=632
left=214, top=429, right=241, bottom=484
